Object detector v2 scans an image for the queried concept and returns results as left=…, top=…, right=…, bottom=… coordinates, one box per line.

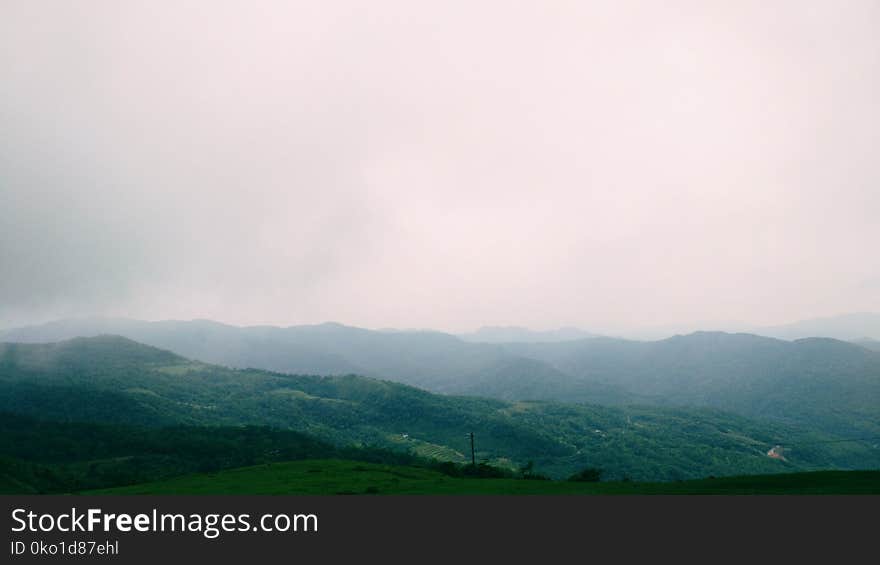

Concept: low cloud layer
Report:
left=2, top=1, right=879, bottom=332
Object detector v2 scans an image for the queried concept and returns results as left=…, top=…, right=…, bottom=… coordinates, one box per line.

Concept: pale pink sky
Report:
left=2, top=1, right=879, bottom=332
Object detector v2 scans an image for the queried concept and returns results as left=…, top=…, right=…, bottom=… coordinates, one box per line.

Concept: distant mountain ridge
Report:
left=0, top=317, right=633, bottom=404
left=500, top=331, right=880, bottom=436
left=458, top=326, right=599, bottom=343
left=753, top=312, right=880, bottom=341
left=3, top=318, right=880, bottom=441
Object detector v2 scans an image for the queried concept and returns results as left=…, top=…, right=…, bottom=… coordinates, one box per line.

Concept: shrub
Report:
left=567, top=467, right=603, bottom=482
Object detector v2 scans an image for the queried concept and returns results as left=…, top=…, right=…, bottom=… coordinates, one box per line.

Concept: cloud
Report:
left=2, top=1, right=879, bottom=331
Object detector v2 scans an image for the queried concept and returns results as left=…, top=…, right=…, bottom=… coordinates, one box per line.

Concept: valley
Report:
left=1, top=332, right=879, bottom=494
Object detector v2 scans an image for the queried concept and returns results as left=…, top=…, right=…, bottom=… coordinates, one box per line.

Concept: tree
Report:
left=567, top=467, right=603, bottom=482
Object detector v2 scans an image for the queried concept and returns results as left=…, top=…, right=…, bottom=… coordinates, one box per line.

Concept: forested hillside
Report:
left=4, top=337, right=875, bottom=481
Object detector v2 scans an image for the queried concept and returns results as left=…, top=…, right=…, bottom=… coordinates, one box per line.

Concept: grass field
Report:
left=86, top=459, right=880, bottom=495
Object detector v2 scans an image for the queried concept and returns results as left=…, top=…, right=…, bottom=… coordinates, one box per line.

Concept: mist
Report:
left=2, top=1, right=879, bottom=333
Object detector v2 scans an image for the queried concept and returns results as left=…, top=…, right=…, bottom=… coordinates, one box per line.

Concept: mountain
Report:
left=606, top=313, right=880, bottom=341
left=0, top=318, right=632, bottom=404
left=0, top=318, right=366, bottom=376
left=500, top=332, right=880, bottom=437
left=4, top=336, right=874, bottom=481
left=448, top=355, right=626, bottom=405
left=459, top=326, right=599, bottom=343
left=755, top=312, right=880, bottom=341
left=4, top=320, right=880, bottom=440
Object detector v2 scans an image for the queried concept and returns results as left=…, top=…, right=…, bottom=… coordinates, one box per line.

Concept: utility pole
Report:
left=468, top=432, right=476, bottom=467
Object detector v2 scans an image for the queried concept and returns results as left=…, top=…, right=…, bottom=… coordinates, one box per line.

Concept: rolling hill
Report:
left=3, top=336, right=875, bottom=481
left=500, top=332, right=880, bottom=437
left=0, top=318, right=634, bottom=404
left=5, top=319, right=879, bottom=442
left=0, top=412, right=444, bottom=494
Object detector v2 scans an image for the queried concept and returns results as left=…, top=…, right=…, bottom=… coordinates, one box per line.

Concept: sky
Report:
left=2, top=1, right=879, bottom=333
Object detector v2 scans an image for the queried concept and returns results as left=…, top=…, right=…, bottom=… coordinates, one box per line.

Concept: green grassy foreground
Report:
left=87, top=459, right=880, bottom=495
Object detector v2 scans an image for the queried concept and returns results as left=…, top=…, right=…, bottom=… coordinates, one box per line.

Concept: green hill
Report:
left=502, top=332, right=880, bottom=437
left=6, top=319, right=880, bottom=440
left=0, top=318, right=634, bottom=403
left=2, top=336, right=878, bottom=481
left=0, top=412, right=456, bottom=494
left=88, top=459, right=880, bottom=495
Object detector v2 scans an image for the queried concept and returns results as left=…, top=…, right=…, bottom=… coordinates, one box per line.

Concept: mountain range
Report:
left=459, top=326, right=599, bottom=343
left=3, top=317, right=880, bottom=441
left=2, top=335, right=878, bottom=482
left=753, top=312, right=880, bottom=341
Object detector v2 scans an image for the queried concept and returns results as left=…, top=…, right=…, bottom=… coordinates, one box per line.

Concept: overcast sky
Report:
left=2, top=1, right=879, bottom=333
